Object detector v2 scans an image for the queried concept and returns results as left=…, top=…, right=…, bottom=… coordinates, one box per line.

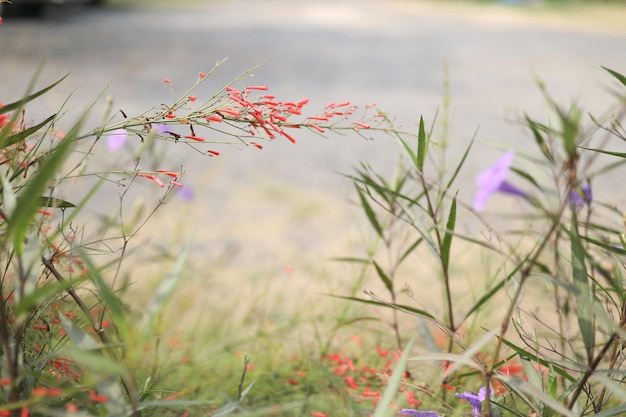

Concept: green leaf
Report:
left=547, top=364, right=557, bottom=398
left=559, top=105, right=580, bottom=157
left=601, top=66, right=626, bottom=89
left=36, top=195, right=76, bottom=208
left=397, top=237, right=423, bottom=264
left=441, top=196, right=456, bottom=271
left=140, top=238, right=193, bottom=330
left=77, top=249, right=127, bottom=332
left=501, top=338, right=575, bottom=382
left=0, top=74, right=68, bottom=115
left=444, top=132, right=475, bottom=195
left=330, top=295, right=435, bottom=321
left=520, top=355, right=546, bottom=412
left=355, top=184, right=384, bottom=239
left=1, top=114, right=56, bottom=148
left=494, top=375, right=576, bottom=417
left=397, top=135, right=418, bottom=168
left=579, top=146, right=626, bottom=159
left=372, top=259, right=393, bottom=294
left=6, top=125, right=76, bottom=255
left=373, top=334, right=416, bottom=417
left=525, top=114, right=554, bottom=163
left=511, top=167, right=543, bottom=192
left=571, top=214, right=594, bottom=361
left=417, top=115, right=427, bottom=171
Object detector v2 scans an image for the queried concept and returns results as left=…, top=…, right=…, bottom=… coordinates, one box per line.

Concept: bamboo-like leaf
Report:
left=140, top=238, right=193, bottom=330
left=494, top=375, right=576, bottom=417
left=2, top=114, right=56, bottom=148
left=440, top=327, right=499, bottom=377
left=510, top=167, right=543, bottom=191
left=593, top=373, right=626, bottom=402
left=397, top=134, right=418, bottom=168
left=7, top=126, right=76, bottom=255
left=76, top=249, right=126, bottom=331
left=36, top=195, right=76, bottom=208
left=571, top=214, right=594, bottom=361
left=355, top=184, right=384, bottom=239
left=520, top=355, right=545, bottom=412
left=330, top=295, right=435, bottom=320
left=0, top=74, right=68, bottom=115
left=398, top=237, right=423, bottom=264
left=601, top=66, right=626, bottom=89
left=372, top=259, right=393, bottom=294
left=579, top=146, right=626, bottom=159
left=373, top=334, right=416, bottom=417
left=417, top=115, right=427, bottom=171
left=501, top=338, right=575, bottom=382
left=547, top=364, right=557, bottom=398
left=1, top=174, right=17, bottom=217
left=443, top=132, right=475, bottom=195
left=525, top=114, right=555, bottom=162
left=441, top=196, right=456, bottom=271
left=593, top=404, right=626, bottom=417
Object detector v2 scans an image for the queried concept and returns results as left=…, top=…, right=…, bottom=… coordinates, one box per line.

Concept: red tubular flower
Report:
left=219, top=108, right=240, bottom=117
left=184, top=135, right=205, bottom=142
left=308, top=124, right=324, bottom=133
left=250, top=142, right=263, bottom=149
left=344, top=375, right=359, bottom=390
left=88, top=390, right=109, bottom=403
left=138, top=174, right=165, bottom=188
left=198, top=72, right=206, bottom=79
left=207, top=150, right=220, bottom=156
left=207, top=114, right=223, bottom=122
left=281, top=131, right=297, bottom=144
left=188, top=96, right=197, bottom=102
left=311, top=413, right=327, bottom=417
left=246, top=85, right=268, bottom=90
left=353, top=122, right=370, bottom=129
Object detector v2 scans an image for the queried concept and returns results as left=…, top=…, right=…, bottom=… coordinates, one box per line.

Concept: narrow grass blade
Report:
left=494, top=375, right=576, bottom=417
left=571, top=215, right=594, bottom=361
left=7, top=122, right=76, bottom=255
left=441, top=196, right=456, bottom=271
left=2, top=114, right=56, bottom=148
left=601, top=66, right=626, bottom=89
left=372, top=259, right=393, bottom=294
left=0, top=74, right=68, bottom=115
left=373, top=334, right=416, bottom=417
left=524, top=114, right=554, bottom=163
left=355, top=184, right=384, bottom=239
left=417, top=115, right=427, bottom=171
left=140, top=238, right=193, bottom=330
left=330, top=295, right=435, bottom=320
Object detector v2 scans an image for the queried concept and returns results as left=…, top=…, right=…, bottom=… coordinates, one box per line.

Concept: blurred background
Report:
left=1, top=0, right=626, bottom=322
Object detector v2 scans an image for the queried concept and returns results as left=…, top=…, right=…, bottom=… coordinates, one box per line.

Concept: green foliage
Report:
left=342, top=64, right=626, bottom=417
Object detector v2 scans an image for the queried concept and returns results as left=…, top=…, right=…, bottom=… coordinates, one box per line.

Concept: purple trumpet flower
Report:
left=455, top=386, right=493, bottom=417
left=569, top=185, right=592, bottom=209
left=473, top=151, right=527, bottom=211
left=399, top=411, right=442, bottom=417
left=107, top=128, right=127, bottom=152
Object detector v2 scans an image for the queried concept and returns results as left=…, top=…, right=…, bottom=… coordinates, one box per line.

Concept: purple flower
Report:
left=177, top=186, right=194, bottom=202
left=473, top=151, right=527, bottom=211
left=107, top=128, right=127, bottom=152
left=569, top=185, right=592, bottom=208
left=399, top=411, right=442, bottom=417
left=455, top=386, right=493, bottom=417
left=152, top=123, right=169, bottom=135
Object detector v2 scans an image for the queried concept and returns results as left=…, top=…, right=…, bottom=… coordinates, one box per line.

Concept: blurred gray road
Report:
left=1, top=1, right=626, bottom=268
